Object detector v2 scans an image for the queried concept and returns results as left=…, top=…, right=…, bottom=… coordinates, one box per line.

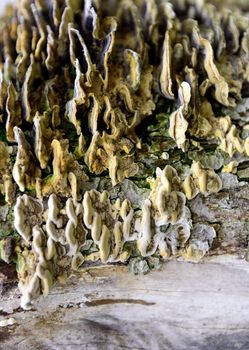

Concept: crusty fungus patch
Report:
left=0, top=0, right=248, bottom=308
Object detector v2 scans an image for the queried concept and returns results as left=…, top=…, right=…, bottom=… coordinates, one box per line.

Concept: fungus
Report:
left=160, top=30, right=174, bottom=99
left=42, top=139, right=88, bottom=197
left=65, top=60, right=86, bottom=135
left=168, top=82, right=191, bottom=151
left=0, top=0, right=248, bottom=309
left=14, top=194, right=43, bottom=243
left=183, top=161, right=222, bottom=199
left=151, top=166, right=187, bottom=225
left=182, top=224, right=216, bottom=262
left=12, top=127, right=41, bottom=192
left=82, top=190, right=115, bottom=262
left=45, top=194, right=64, bottom=243
left=6, top=82, right=22, bottom=142
left=18, top=225, right=54, bottom=309
left=136, top=199, right=155, bottom=257
left=0, top=141, right=15, bottom=204
left=34, top=112, right=53, bottom=170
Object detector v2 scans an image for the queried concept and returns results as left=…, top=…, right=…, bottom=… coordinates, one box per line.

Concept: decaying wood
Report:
left=1, top=257, right=249, bottom=350
left=0, top=0, right=248, bottom=348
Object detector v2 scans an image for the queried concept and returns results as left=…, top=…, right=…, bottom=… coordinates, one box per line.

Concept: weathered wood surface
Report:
left=1, top=256, right=249, bottom=350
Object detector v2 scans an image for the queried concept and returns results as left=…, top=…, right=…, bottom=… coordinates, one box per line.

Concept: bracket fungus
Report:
left=0, top=141, right=15, bottom=204
left=183, top=161, right=222, bottom=200
left=168, top=82, right=191, bottom=151
left=0, top=0, right=248, bottom=308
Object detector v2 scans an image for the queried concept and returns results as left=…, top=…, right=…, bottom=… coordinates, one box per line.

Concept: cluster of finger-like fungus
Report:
left=0, top=0, right=249, bottom=308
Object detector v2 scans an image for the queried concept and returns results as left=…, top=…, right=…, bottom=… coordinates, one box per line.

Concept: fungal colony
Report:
left=0, top=0, right=248, bottom=308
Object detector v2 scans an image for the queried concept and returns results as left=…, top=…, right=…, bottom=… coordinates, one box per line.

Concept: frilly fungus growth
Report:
left=0, top=0, right=248, bottom=308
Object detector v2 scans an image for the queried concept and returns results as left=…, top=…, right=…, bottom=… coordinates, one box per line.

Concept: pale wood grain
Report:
left=1, top=256, right=249, bottom=350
